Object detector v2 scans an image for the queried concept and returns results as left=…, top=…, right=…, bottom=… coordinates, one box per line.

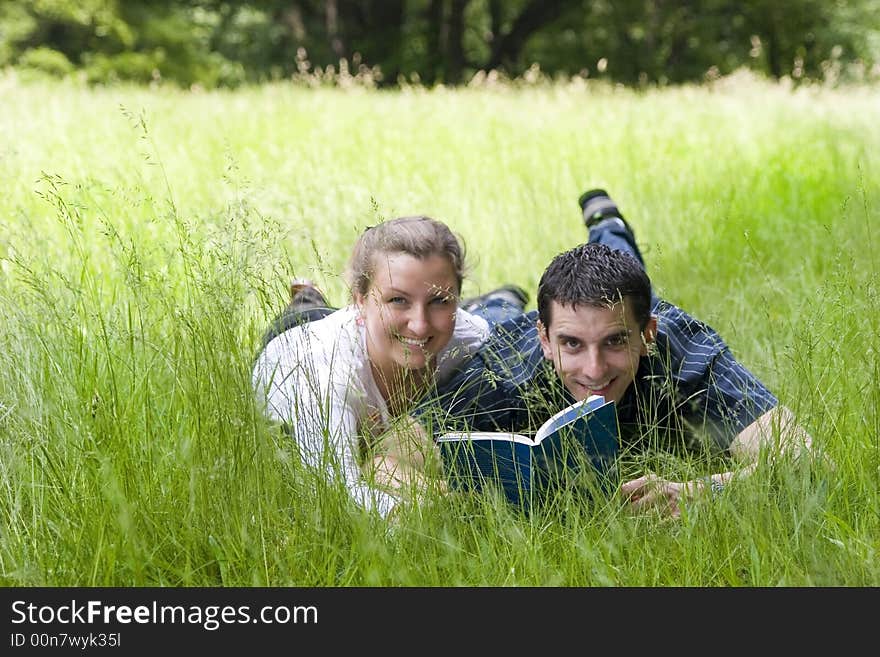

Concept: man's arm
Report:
left=621, top=405, right=817, bottom=517
left=412, top=314, right=547, bottom=437
left=620, top=304, right=817, bottom=517
left=254, top=334, right=401, bottom=519
left=728, top=404, right=813, bottom=467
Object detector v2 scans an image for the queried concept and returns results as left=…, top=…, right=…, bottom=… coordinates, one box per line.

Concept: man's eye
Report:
left=562, top=339, right=580, bottom=350
left=606, top=334, right=628, bottom=347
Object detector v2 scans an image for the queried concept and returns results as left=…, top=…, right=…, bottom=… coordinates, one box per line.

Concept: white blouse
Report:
left=252, top=305, right=489, bottom=517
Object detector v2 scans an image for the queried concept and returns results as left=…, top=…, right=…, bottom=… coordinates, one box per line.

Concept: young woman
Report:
left=252, top=216, right=527, bottom=518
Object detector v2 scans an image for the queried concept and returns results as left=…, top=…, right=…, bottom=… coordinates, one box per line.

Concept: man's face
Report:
left=538, top=299, right=656, bottom=404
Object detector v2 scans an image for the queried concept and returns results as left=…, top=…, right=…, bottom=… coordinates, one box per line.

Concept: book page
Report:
left=437, top=432, right=535, bottom=446
left=534, top=395, right=606, bottom=443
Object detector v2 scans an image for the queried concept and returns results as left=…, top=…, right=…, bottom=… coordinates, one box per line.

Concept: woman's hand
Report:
left=367, top=416, right=448, bottom=504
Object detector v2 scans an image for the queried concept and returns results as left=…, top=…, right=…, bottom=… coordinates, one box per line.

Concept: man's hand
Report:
left=620, top=473, right=700, bottom=518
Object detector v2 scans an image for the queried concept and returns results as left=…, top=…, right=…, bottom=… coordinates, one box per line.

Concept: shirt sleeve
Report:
left=701, top=347, right=779, bottom=450
left=654, top=302, right=778, bottom=452
left=433, top=308, right=490, bottom=383
left=414, top=312, right=543, bottom=436
left=252, top=333, right=398, bottom=519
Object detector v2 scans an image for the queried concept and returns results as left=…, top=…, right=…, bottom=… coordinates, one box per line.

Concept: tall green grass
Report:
left=1, top=71, right=878, bottom=585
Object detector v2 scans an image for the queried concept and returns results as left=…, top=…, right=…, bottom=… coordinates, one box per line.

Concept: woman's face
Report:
left=356, top=251, right=459, bottom=378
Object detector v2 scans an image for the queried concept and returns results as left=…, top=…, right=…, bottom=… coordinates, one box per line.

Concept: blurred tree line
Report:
left=2, top=0, right=878, bottom=88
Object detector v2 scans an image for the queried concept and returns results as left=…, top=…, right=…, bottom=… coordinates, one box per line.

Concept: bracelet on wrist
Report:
left=701, top=475, right=725, bottom=497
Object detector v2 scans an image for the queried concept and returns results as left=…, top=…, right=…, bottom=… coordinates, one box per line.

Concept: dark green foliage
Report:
left=16, top=46, right=73, bottom=77
left=0, top=0, right=877, bottom=88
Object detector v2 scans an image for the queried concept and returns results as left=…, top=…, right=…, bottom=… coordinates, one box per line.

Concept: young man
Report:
left=415, top=190, right=814, bottom=517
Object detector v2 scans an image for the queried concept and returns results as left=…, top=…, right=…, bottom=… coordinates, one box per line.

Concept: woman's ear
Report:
left=353, top=290, right=366, bottom=316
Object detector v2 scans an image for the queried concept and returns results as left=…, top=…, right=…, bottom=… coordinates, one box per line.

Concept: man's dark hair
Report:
left=537, top=243, right=652, bottom=329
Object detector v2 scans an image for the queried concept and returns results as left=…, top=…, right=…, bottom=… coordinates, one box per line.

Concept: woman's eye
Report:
left=388, top=297, right=407, bottom=305
left=431, top=295, right=452, bottom=305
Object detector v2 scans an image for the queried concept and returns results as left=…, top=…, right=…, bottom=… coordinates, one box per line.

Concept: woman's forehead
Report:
left=369, top=251, right=458, bottom=291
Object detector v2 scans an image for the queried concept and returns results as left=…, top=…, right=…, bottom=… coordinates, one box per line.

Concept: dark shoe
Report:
left=578, top=188, right=626, bottom=227
left=461, top=284, right=530, bottom=313
left=289, top=278, right=328, bottom=312
left=578, top=188, right=639, bottom=238
left=259, top=279, right=333, bottom=351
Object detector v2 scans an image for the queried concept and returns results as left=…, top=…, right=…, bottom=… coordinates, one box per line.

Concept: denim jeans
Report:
left=466, top=296, right=526, bottom=327
left=259, top=304, right=335, bottom=351
left=587, top=217, right=657, bottom=307
left=587, top=217, right=646, bottom=268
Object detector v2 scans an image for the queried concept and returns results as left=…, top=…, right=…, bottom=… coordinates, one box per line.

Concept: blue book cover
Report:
left=437, top=395, right=619, bottom=508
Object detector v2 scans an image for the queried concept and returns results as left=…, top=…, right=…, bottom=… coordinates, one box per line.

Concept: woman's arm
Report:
left=254, top=336, right=400, bottom=518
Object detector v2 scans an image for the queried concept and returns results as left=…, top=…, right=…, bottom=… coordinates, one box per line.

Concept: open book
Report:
left=437, top=395, right=619, bottom=508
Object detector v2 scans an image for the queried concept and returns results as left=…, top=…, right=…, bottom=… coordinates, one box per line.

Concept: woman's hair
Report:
left=346, top=215, right=467, bottom=298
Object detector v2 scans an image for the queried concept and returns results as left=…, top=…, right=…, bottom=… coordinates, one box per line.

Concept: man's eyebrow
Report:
left=555, top=328, right=631, bottom=342
left=605, top=328, right=633, bottom=339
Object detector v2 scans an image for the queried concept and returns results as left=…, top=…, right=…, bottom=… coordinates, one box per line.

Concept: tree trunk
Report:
left=325, top=0, right=345, bottom=58
left=488, top=0, right=503, bottom=45
left=446, top=0, right=468, bottom=83
left=485, top=0, right=569, bottom=72
left=425, top=0, right=445, bottom=84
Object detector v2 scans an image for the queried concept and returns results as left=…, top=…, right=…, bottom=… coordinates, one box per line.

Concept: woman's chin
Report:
left=395, top=350, right=435, bottom=373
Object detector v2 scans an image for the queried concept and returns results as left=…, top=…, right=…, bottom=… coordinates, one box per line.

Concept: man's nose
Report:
left=579, top=347, right=607, bottom=380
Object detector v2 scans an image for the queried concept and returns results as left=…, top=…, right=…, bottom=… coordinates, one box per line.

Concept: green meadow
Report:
left=1, top=71, right=878, bottom=586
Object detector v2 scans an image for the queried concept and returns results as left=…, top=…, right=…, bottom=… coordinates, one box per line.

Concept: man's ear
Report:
left=537, top=319, right=553, bottom=360
left=640, top=315, right=658, bottom=356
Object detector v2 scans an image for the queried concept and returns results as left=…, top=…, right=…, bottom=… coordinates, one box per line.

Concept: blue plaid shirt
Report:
left=416, top=301, right=778, bottom=454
